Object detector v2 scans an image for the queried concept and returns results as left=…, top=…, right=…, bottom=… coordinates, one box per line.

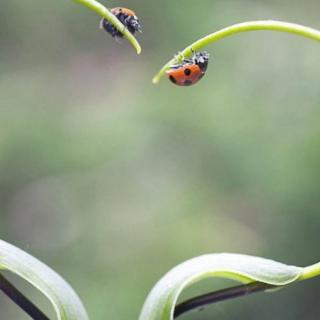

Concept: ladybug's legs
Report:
left=99, top=18, right=104, bottom=30
left=174, top=51, right=186, bottom=62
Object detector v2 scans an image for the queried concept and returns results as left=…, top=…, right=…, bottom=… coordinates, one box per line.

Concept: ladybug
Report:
left=166, top=51, right=210, bottom=86
left=100, top=7, right=141, bottom=38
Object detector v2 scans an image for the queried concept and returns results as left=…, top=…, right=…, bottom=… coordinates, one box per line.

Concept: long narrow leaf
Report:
left=0, top=240, right=89, bottom=320
left=139, top=253, right=303, bottom=320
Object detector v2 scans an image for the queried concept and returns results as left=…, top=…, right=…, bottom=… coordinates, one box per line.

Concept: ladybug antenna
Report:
left=136, top=22, right=143, bottom=33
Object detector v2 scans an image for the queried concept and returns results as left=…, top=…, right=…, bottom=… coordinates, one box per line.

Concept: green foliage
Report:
left=1, top=1, right=320, bottom=320
left=0, top=240, right=88, bottom=320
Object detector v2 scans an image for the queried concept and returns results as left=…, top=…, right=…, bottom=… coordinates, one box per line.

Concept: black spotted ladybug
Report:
left=100, top=7, right=141, bottom=38
left=166, top=51, right=210, bottom=86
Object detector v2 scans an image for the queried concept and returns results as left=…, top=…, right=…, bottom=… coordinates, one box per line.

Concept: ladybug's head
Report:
left=193, top=52, right=210, bottom=72
left=125, top=15, right=142, bottom=35
left=114, top=7, right=142, bottom=36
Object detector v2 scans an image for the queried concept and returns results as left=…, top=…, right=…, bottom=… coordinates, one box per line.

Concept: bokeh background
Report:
left=1, top=0, right=320, bottom=319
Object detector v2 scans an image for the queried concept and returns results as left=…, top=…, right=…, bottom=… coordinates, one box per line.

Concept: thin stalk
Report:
left=153, top=20, right=320, bottom=83
left=0, top=273, right=50, bottom=320
left=299, top=262, right=320, bottom=281
left=174, top=282, right=275, bottom=318
left=73, top=0, right=141, bottom=54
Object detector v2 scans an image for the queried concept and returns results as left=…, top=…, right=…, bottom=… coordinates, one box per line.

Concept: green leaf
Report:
left=139, top=253, right=303, bottom=320
left=0, top=239, right=89, bottom=320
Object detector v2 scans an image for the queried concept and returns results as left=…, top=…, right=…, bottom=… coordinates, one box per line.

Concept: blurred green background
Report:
left=1, top=0, right=320, bottom=319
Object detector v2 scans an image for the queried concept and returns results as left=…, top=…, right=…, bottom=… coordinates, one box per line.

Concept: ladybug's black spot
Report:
left=184, top=68, right=192, bottom=76
left=169, top=75, right=177, bottom=84
left=183, top=80, right=193, bottom=86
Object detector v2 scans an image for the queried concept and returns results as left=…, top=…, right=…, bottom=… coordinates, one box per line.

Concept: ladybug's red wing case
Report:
left=166, top=64, right=204, bottom=86
left=112, top=7, right=136, bottom=17
left=166, top=51, right=210, bottom=87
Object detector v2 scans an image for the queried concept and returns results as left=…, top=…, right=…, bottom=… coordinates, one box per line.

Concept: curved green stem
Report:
left=74, top=0, right=141, bottom=54
left=174, top=282, right=274, bottom=318
left=152, top=20, right=320, bottom=84
left=299, top=262, right=320, bottom=281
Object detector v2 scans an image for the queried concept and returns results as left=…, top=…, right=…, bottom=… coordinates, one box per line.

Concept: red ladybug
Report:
left=100, top=7, right=141, bottom=38
left=166, top=52, right=210, bottom=86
